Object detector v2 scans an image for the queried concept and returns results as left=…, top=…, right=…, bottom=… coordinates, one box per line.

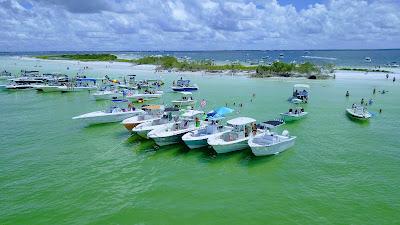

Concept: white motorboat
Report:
left=125, top=90, right=163, bottom=101
left=182, top=107, right=235, bottom=149
left=132, top=108, right=180, bottom=138
left=171, top=79, right=199, bottom=92
left=58, top=77, right=98, bottom=92
left=122, top=105, right=165, bottom=131
left=171, top=92, right=195, bottom=108
left=364, top=57, right=372, bottom=62
left=34, top=85, right=63, bottom=92
left=248, top=119, right=296, bottom=156
left=346, top=105, right=372, bottom=121
left=288, top=84, right=310, bottom=104
left=280, top=108, right=308, bottom=122
left=72, top=99, right=144, bottom=126
left=92, top=90, right=122, bottom=100
left=5, top=83, right=35, bottom=90
left=207, top=117, right=260, bottom=154
left=249, top=130, right=296, bottom=156
left=147, top=110, right=205, bottom=146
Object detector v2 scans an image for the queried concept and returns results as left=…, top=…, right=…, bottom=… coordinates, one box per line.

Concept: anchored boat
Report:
left=182, top=107, right=235, bottom=149
left=280, top=108, right=308, bottom=122
left=346, top=104, right=371, bottom=121
left=249, top=119, right=296, bottom=156
left=288, top=84, right=310, bottom=104
left=122, top=105, right=165, bottom=131
left=207, top=117, right=260, bottom=154
left=72, top=99, right=144, bottom=126
left=132, top=107, right=180, bottom=138
left=171, top=79, right=199, bottom=92
left=147, top=110, right=205, bottom=146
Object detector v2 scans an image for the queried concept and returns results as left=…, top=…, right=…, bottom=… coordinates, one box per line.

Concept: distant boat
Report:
left=364, top=57, right=372, bottom=62
left=279, top=53, right=284, bottom=58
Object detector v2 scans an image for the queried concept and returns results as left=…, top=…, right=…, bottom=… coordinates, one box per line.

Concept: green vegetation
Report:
left=253, top=61, right=321, bottom=78
left=36, top=54, right=118, bottom=61
left=36, top=54, right=329, bottom=78
left=338, top=67, right=390, bottom=73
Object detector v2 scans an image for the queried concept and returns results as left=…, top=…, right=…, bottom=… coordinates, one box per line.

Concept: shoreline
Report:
left=4, top=56, right=399, bottom=81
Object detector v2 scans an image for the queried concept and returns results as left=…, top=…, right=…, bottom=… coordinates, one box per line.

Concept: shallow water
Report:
left=1, top=57, right=400, bottom=224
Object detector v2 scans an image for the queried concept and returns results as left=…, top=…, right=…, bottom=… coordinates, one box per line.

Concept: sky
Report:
left=0, top=0, right=399, bottom=51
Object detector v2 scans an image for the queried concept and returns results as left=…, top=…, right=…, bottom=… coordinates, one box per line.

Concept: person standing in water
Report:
left=345, top=91, right=349, bottom=97
left=393, top=77, right=396, bottom=82
left=373, top=88, right=376, bottom=95
left=386, top=74, right=389, bottom=79
left=361, top=98, right=365, bottom=105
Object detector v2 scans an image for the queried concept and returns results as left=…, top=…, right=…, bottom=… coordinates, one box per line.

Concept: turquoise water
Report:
left=1, top=57, right=400, bottom=224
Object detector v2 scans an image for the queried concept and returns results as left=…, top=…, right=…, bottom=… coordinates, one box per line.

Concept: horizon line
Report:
left=1, top=48, right=400, bottom=53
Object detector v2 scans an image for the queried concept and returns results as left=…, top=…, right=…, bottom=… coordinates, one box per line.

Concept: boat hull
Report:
left=151, top=133, right=185, bottom=146
left=182, top=138, right=208, bottom=149
left=209, top=139, right=249, bottom=154
left=74, top=113, right=138, bottom=126
left=172, top=87, right=198, bottom=92
left=250, top=138, right=296, bottom=156
left=280, top=113, right=307, bottom=122
left=346, top=109, right=371, bottom=121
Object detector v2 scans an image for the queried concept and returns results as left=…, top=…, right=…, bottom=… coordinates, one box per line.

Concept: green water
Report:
left=1, top=58, right=400, bottom=224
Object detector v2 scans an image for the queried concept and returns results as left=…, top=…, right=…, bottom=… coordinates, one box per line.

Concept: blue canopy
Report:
left=207, top=107, right=234, bottom=118
left=77, top=78, right=97, bottom=82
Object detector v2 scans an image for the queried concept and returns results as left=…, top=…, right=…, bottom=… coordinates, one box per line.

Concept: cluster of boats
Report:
left=72, top=91, right=298, bottom=156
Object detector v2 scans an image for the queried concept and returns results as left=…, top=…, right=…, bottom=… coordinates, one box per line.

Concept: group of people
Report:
left=386, top=73, right=396, bottom=82
left=288, top=108, right=305, bottom=114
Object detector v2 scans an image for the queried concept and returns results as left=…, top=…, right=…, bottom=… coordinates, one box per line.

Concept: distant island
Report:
left=35, top=53, right=389, bottom=79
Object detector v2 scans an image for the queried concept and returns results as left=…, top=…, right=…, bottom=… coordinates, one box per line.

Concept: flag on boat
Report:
left=200, top=99, right=207, bottom=108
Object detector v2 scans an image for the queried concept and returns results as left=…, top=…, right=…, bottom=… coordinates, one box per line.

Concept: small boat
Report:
left=126, top=90, right=163, bottom=102
left=365, top=57, right=372, bottom=62
left=248, top=119, right=296, bottom=156
left=92, top=90, right=122, bottom=100
left=171, top=92, right=195, bottom=108
left=122, top=105, right=164, bottom=131
left=346, top=105, right=371, bottom=120
left=34, top=85, right=63, bottom=92
left=171, top=79, right=199, bottom=92
left=57, top=78, right=98, bottom=92
left=182, top=107, right=235, bottom=149
left=280, top=108, right=308, bottom=122
left=208, top=117, right=260, bottom=154
left=132, top=107, right=180, bottom=138
left=148, top=110, right=205, bottom=146
left=288, top=84, right=310, bottom=104
left=249, top=130, right=296, bottom=156
left=72, top=99, right=144, bottom=126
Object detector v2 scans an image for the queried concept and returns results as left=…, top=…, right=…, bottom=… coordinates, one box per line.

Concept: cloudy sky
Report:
left=0, top=0, right=399, bottom=51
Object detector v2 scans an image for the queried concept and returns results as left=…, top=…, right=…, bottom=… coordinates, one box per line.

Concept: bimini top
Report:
left=177, top=79, right=190, bottom=86
left=142, top=105, right=164, bottom=110
left=180, top=91, right=193, bottom=95
left=227, top=117, right=256, bottom=126
left=77, top=78, right=97, bottom=82
left=111, top=99, right=128, bottom=103
left=181, top=110, right=203, bottom=117
left=293, top=84, right=310, bottom=89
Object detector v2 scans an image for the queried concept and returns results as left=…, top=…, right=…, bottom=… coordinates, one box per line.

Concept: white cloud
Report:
left=0, top=0, right=399, bottom=51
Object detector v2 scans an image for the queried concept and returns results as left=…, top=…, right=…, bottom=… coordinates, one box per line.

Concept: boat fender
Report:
left=282, top=130, right=289, bottom=137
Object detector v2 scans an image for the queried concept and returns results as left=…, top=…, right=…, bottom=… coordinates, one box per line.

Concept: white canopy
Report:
left=293, top=84, right=310, bottom=89
left=182, top=110, right=203, bottom=117
left=180, top=91, right=193, bottom=95
left=227, top=117, right=256, bottom=126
